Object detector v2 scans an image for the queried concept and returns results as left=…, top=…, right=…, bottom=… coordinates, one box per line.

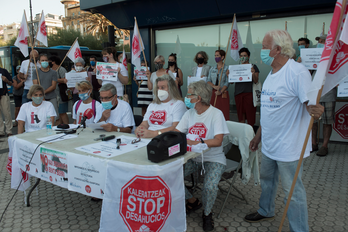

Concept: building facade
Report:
left=3, top=23, right=20, bottom=41
left=61, top=0, right=89, bottom=32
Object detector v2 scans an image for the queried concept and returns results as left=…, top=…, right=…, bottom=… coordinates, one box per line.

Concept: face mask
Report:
left=298, top=45, right=305, bottom=50
left=32, top=96, right=43, bottom=105
left=41, top=61, right=49, bottom=69
left=49, top=62, right=53, bottom=68
left=101, top=96, right=114, bottom=110
left=215, top=57, right=222, bottom=63
left=185, top=97, right=196, bottom=109
left=90, top=61, right=96, bottom=66
left=158, top=89, right=169, bottom=101
left=79, top=91, right=90, bottom=101
left=260, top=49, right=276, bottom=66
left=103, top=56, right=109, bottom=62
left=239, top=57, right=249, bottom=63
left=197, top=58, right=204, bottom=64
left=75, top=66, right=83, bottom=72
left=168, top=61, right=175, bottom=67
left=317, top=43, right=325, bottom=48
left=155, top=63, right=163, bottom=71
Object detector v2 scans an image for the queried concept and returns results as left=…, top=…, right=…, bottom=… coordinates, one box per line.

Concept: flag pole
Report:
left=277, top=1, right=347, bottom=230
left=323, top=22, right=325, bottom=35
left=213, top=14, right=235, bottom=106
left=24, top=10, right=40, bottom=85
left=285, top=21, right=287, bottom=31
left=57, top=37, right=78, bottom=70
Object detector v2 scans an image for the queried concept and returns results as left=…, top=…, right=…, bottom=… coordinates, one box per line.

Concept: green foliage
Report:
left=4, top=36, right=17, bottom=46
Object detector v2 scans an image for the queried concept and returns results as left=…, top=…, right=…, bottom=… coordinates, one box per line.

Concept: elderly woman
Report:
left=207, top=50, right=230, bottom=120
left=146, top=55, right=177, bottom=91
left=175, top=81, right=229, bottom=232
left=68, top=57, right=88, bottom=104
left=190, top=51, right=211, bottom=79
left=17, top=85, right=57, bottom=134
left=135, top=74, right=186, bottom=138
left=72, top=81, right=101, bottom=125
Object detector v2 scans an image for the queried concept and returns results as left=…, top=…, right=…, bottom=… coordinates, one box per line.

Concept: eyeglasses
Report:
left=99, top=95, right=115, bottom=101
left=131, top=138, right=141, bottom=144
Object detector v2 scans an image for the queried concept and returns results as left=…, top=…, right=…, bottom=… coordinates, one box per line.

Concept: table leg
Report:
left=26, top=178, right=41, bottom=207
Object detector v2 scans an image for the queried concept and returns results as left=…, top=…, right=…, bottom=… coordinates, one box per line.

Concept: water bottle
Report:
left=46, top=116, right=53, bottom=135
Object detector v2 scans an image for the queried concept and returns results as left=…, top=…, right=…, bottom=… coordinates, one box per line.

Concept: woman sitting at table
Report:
left=175, top=80, right=229, bottom=232
left=72, top=81, right=101, bottom=125
left=17, top=85, right=57, bottom=134
left=134, top=74, right=186, bottom=138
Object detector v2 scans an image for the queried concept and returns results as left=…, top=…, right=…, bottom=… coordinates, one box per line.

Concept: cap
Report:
left=315, top=34, right=327, bottom=41
left=16, top=65, right=21, bottom=70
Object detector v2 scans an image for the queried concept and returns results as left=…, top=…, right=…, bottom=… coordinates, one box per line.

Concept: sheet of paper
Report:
left=300, top=48, right=324, bottom=70
left=75, top=135, right=151, bottom=158
left=134, top=66, right=149, bottom=80
left=187, top=76, right=207, bottom=87
left=86, top=121, right=107, bottom=130
left=65, top=72, right=87, bottom=88
left=228, top=64, right=252, bottom=83
left=37, top=134, right=78, bottom=143
left=96, top=62, right=119, bottom=81
left=53, top=124, right=79, bottom=131
left=0, top=74, right=3, bottom=88
left=337, top=76, right=348, bottom=97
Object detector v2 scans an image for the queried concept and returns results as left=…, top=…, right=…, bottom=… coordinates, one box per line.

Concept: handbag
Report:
left=253, top=81, right=262, bottom=107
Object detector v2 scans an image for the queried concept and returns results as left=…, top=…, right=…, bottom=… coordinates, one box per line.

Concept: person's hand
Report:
left=100, top=123, right=115, bottom=132
left=101, top=109, right=111, bottom=121
left=213, top=85, right=220, bottom=91
left=201, top=75, right=205, bottom=78
left=187, top=140, right=200, bottom=146
left=1, top=75, right=6, bottom=81
left=63, top=79, right=68, bottom=84
left=307, top=104, right=324, bottom=120
left=215, top=90, right=222, bottom=96
left=297, top=57, right=302, bottom=63
left=133, top=76, right=137, bottom=82
left=251, top=67, right=255, bottom=74
left=145, top=70, right=151, bottom=78
left=85, top=76, right=90, bottom=81
left=24, top=74, right=29, bottom=80
left=249, top=138, right=260, bottom=152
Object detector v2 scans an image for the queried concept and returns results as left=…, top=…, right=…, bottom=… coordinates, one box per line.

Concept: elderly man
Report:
left=94, top=83, right=134, bottom=133
left=244, top=30, right=324, bottom=232
left=19, top=49, right=41, bottom=103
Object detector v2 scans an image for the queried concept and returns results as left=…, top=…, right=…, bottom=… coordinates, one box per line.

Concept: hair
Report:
left=102, top=47, right=117, bottom=59
left=74, top=57, right=85, bottom=66
left=75, top=80, right=93, bottom=91
left=117, top=52, right=123, bottom=60
left=215, top=50, right=226, bottom=59
left=239, top=47, right=250, bottom=57
left=99, top=83, right=117, bottom=96
left=298, top=37, right=310, bottom=45
left=266, top=30, right=295, bottom=58
left=39, top=53, right=48, bottom=60
left=193, top=51, right=209, bottom=64
left=27, top=84, right=45, bottom=99
left=153, top=74, right=182, bottom=104
left=166, top=53, right=179, bottom=71
left=49, top=55, right=61, bottom=65
left=90, top=55, right=97, bottom=60
left=154, top=55, right=165, bottom=63
left=188, top=80, right=212, bottom=106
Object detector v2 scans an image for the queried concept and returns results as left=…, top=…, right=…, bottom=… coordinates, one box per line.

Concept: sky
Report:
left=1, top=0, right=67, bottom=25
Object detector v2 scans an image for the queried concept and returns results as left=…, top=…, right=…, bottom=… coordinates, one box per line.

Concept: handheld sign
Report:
left=300, top=48, right=324, bottom=70
left=96, top=62, right=119, bottom=81
left=228, top=64, right=252, bottom=83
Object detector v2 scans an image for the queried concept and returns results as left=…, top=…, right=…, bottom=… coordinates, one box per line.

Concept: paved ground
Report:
left=0, top=97, right=347, bottom=231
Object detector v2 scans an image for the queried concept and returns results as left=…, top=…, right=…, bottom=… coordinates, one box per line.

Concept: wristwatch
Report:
left=158, top=130, right=162, bottom=135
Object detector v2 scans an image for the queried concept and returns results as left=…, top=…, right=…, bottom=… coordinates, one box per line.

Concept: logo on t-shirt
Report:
left=188, top=123, right=208, bottom=138
left=31, top=112, right=40, bottom=124
left=149, top=110, right=167, bottom=125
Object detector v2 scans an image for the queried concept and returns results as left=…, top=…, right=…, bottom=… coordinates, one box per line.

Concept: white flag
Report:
left=36, top=11, right=48, bottom=47
left=122, top=48, right=128, bottom=71
left=14, top=12, right=30, bottom=57
left=99, top=158, right=186, bottom=232
left=132, top=19, right=144, bottom=71
left=175, top=35, right=182, bottom=56
left=67, top=40, right=82, bottom=62
left=230, top=16, right=243, bottom=62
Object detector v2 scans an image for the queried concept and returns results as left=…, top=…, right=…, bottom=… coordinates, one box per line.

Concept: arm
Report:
left=177, top=69, right=183, bottom=86
left=305, top=102, right=324, bottom=120
left=249, top=126, right=261, bottom=151
left=187, top=134, right=224, bottom=147
left=147, top=71, right=153, bottom=90
left=44, top=80, right=57, bottom=94
left=118, top=66, right=129, bottom=85
left=18, top=120, right=25, bottom=134
left=134, top=121, right=149, bottom=137
left=1, top=73, right=12, bottom=86
left=138, top=122, right=180, bottom=138
left=100, top=123, right=132, bottom=133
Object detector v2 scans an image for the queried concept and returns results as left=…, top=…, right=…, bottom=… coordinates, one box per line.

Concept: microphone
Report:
left=77, top=108, right=94, bottom=129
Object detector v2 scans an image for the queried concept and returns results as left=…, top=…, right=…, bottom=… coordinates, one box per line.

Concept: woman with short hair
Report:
left=146, top=55, right=177, bottom=91
left=17, top=85, right=57, bottom=134
left=191, top=51, right=211, bottom=79
left=135, top=74, right=186, bottom=138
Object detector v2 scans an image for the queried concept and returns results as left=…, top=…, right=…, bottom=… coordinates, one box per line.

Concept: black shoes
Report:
left=202, top=212, right=214, bottom=231
left=244, top=212, right=275, bottom=223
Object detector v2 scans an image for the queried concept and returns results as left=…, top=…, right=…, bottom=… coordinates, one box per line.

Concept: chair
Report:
left=217, top=121, right=260, bottom=218
left=134, top=115, right=143, bottom=127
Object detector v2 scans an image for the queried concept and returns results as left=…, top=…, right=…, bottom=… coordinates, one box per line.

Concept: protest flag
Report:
left=67, top=39, right=82, bottom=62
left=35, top=11, right=48, bottom=47
left=14, top=11, right=30, bottom=57
left=132, top=17, right=146, bottom=71
left=122, top=47, right=128, bottom=71
left=230, top=15, right=243, bottom=62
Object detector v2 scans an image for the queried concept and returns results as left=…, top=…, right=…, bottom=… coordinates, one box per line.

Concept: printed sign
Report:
left=134, top=66, right=149, bottom=80
left=228, top=64, right=252, bottom=83
left=337, top=76, right=348, bottom=97
left=65, top=72, right=87, bottom=88
left=96, top=62, right=119, bottom=81
left=300, top=48, right=324, bottom=70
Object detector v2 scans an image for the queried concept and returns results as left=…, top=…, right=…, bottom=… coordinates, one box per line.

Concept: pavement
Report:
left=0, top=97, right=347, bottom=231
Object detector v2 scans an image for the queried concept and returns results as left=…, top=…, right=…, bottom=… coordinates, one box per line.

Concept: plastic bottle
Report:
left=46, top=116, right=53, bottom=135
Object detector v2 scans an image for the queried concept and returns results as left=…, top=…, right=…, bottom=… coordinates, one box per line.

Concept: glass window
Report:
left=72, top=13, right=75, bottom=17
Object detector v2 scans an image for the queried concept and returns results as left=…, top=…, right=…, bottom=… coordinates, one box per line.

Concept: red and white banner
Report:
left=99, top=158, right=186, bottom=232
left=307, top=0, right=348, bottom=105
left=14, top=12, right=30, bottom=57
left=36, top=10, right=48, bottom=47
left=122, top=48, right=128, bottom=71
left=67, top=40, right=82, bottom=62
left=230, top=16, right=243, bottom=62
left=132, top=19, right=145, bottom=71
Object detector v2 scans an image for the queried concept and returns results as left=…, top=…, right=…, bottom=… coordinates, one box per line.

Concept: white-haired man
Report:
left=244, top=30, right=324, bottom=232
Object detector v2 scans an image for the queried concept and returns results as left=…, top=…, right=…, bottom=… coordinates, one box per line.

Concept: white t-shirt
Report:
left=150, top=70, right=176, bottom=89
left=19, top=59, right=41, bottom=90
left=260, top=59, right=312, bottom=162
left=143, top=99, right=187, bottom=131
left=196, top=67, right=203, bottom=77
left=72, top=100, right=101, bottom=125
left=16, top=101, right=57, bottom=133
left=176, top=106, right=229, bottom=165
left=94, top=99, right=135, bottom=130
left=102, top=62, right=128, bottom=96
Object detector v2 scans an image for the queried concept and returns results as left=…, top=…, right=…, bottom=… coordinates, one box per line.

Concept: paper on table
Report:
left=187, top=76, right=207, bottom=87
left=37, top=134, right=78, bottom=143
left=53, top=124, right=79, bottom=131
left=86, top=121, right=107, bottom=130
left=228, top=64, right=252, bottom=83
left=65, top=72, right=87, bottom=88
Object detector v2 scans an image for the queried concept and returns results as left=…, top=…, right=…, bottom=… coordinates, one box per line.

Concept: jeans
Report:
left=22, top=89, right=30, bottom=104
left=258, top=154, right=309, bottom=232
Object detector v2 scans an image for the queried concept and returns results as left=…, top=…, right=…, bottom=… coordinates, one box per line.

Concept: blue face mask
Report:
left=184, top=97, right=196, bottom=109
left=90, top=61, right=96, bottom=66
left=79, top=91, right=90, bottom=101
left=32, top=96, right=43, bottom=105
left=317, top=43, right=325, bottom=48
left=298, top=45, right=305, bottom=50
left=102, top=96, right=114, bottom=110
left=41, top=61, right=49, bottom=69
left=260, top=49, right=275, bottom=66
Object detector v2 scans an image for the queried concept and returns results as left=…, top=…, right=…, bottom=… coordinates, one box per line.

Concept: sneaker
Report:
left=202, top=212, right=214, bottom=231
left=316, top=146, right=328, bottom=157
left=244, top=212, right=274, bottom=223
left=312, top=143, right=319, bottom=152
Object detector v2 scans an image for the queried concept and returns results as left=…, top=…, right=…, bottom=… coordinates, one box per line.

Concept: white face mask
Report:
left=157, top=89, right=169, bottom=101
left=75, top=66, right=83, bottom=72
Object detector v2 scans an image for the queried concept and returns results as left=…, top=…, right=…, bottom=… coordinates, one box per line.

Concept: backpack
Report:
left=75, top=99, right=96, bottom=116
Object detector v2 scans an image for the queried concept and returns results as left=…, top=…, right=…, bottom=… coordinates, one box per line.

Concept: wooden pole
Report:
left=285, top=21, right=287, bottom=31
left=323, top=22, right=325, bottom=35
left=57, top=37, right=79, bottom=71
left=213, top=14, right=235, bottom=106
left=277, top=1, right=347, bottom=230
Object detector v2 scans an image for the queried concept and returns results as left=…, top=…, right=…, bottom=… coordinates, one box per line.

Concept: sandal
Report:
left=186, top=198, right=202, bottom=214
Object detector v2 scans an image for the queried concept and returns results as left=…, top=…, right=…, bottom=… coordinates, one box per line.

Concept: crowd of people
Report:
left=0, top=29, right=331, bottom=232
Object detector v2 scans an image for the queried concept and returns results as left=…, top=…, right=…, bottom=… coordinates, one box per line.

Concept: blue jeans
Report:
left=258, top=154, right=309, bottom=232
left=22, top=89, right=30, bottom=104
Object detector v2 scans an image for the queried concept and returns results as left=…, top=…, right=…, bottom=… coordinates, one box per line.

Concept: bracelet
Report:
left=200, top=138, right=205, bottom=144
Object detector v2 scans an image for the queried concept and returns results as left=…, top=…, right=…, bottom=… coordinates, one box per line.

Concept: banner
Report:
left=99, top=158, right=186, bottom=232
left=36, top=10, right=48, bottom=47
left=14, top=12, right=30, bottom=57
left=96, top=62, right=119, bottom=81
